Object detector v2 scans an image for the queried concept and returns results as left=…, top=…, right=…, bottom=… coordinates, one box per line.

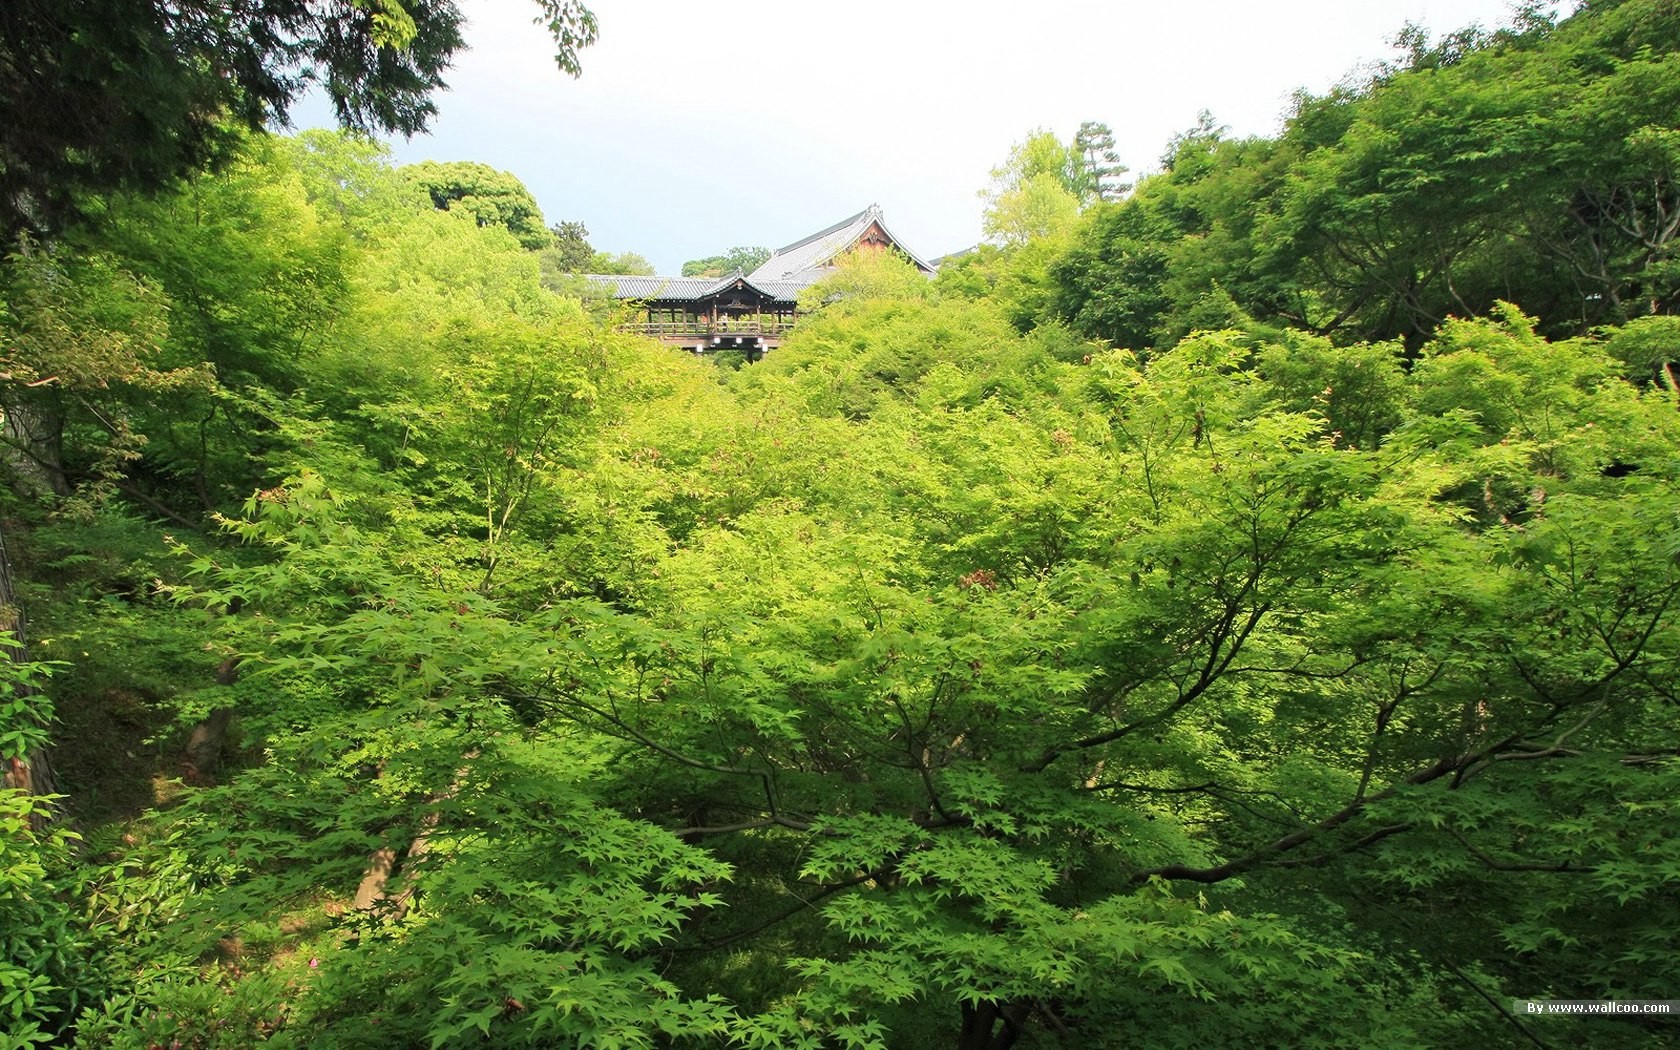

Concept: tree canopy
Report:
left=1046, top=0, right=1680, bottom=350
left=683, top=246, right=773, bottom=278
left=0, top=0, right=597, bottom=240
left=980, top=129, right=1091, bottom=246
left=405, top=160, right=555, bottom=250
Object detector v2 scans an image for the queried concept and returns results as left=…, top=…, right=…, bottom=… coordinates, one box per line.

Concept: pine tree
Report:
left=1075, top=120, right=1132, bottom=202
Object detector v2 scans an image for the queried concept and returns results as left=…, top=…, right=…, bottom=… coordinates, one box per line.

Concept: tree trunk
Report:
left=352, top=846, right=401, bottom=911
left=181, top=658, right=239, bottom=784
left=0, top=519, right=59, bottom=822
left=182, top=707, right=233, bottom=783
left=956, top=999, right=1029, bottom=1050
left=353, top=753, right=475, bottom=918
left=353, top=813, right=443, bottom=921
left=0, top=399, right=70, bottom=499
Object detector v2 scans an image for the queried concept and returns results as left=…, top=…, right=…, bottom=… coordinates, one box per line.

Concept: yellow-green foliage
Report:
left=5, top=110, right=1680, bottom=1050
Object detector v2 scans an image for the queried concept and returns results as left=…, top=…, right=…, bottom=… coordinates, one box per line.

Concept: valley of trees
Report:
left=3, top=2, right=1678, bottom=1048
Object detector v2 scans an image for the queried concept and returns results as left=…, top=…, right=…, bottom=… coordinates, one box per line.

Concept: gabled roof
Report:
left=747, top=203, right=934, bottom=282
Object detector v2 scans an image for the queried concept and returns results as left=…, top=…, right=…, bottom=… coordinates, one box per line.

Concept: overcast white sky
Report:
left=295, top=0, right=1561, bottom=273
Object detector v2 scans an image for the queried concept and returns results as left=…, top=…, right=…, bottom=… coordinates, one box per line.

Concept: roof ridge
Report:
left=700, top=269, right=751, bottom=297
left=767, top=205, right=874, bottom=256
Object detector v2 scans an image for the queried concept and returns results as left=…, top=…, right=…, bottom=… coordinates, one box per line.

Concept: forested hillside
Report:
left=3, top=2, right=1678, bottom=1048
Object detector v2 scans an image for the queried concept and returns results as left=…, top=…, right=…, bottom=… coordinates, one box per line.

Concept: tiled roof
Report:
left=752, top=276, right=820, bottom=299
left=747, top=204, right=934, bottom=282
left=581, top=274, right=721, bottom=300
left=582, top=270, right=820, bottom=305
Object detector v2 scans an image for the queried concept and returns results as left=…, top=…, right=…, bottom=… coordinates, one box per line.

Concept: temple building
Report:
left=584, top=204, right=933, bottom=357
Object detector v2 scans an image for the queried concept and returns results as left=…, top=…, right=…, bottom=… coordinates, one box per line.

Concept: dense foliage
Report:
left=0, top=0, right=598, bottom=241
left=1044, top=0, right=1680, bottom=349
left=3, top=2, right=1679, bottom=1048
left=683, top=248, right=774, bottom=279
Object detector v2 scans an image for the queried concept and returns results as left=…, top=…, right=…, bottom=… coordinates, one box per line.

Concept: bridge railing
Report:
left=618, top=317, right=797, bottom=338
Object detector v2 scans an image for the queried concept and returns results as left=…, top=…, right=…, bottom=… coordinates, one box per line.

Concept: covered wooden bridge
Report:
left=585, top=204, right=933, bottom=357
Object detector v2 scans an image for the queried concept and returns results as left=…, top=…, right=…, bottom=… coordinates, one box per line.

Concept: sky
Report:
left=294, top=0, right=1558, bottom=274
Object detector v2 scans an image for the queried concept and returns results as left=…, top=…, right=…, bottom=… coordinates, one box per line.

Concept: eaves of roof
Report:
left=581, top=270, right=816, bottom=305
left=580, top=274, right=718, bottom=300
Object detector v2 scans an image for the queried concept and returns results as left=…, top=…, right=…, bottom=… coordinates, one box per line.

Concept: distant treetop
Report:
left=0, top=0, right=598, bottom=240
left=682, top=246, right=773, bottom=278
